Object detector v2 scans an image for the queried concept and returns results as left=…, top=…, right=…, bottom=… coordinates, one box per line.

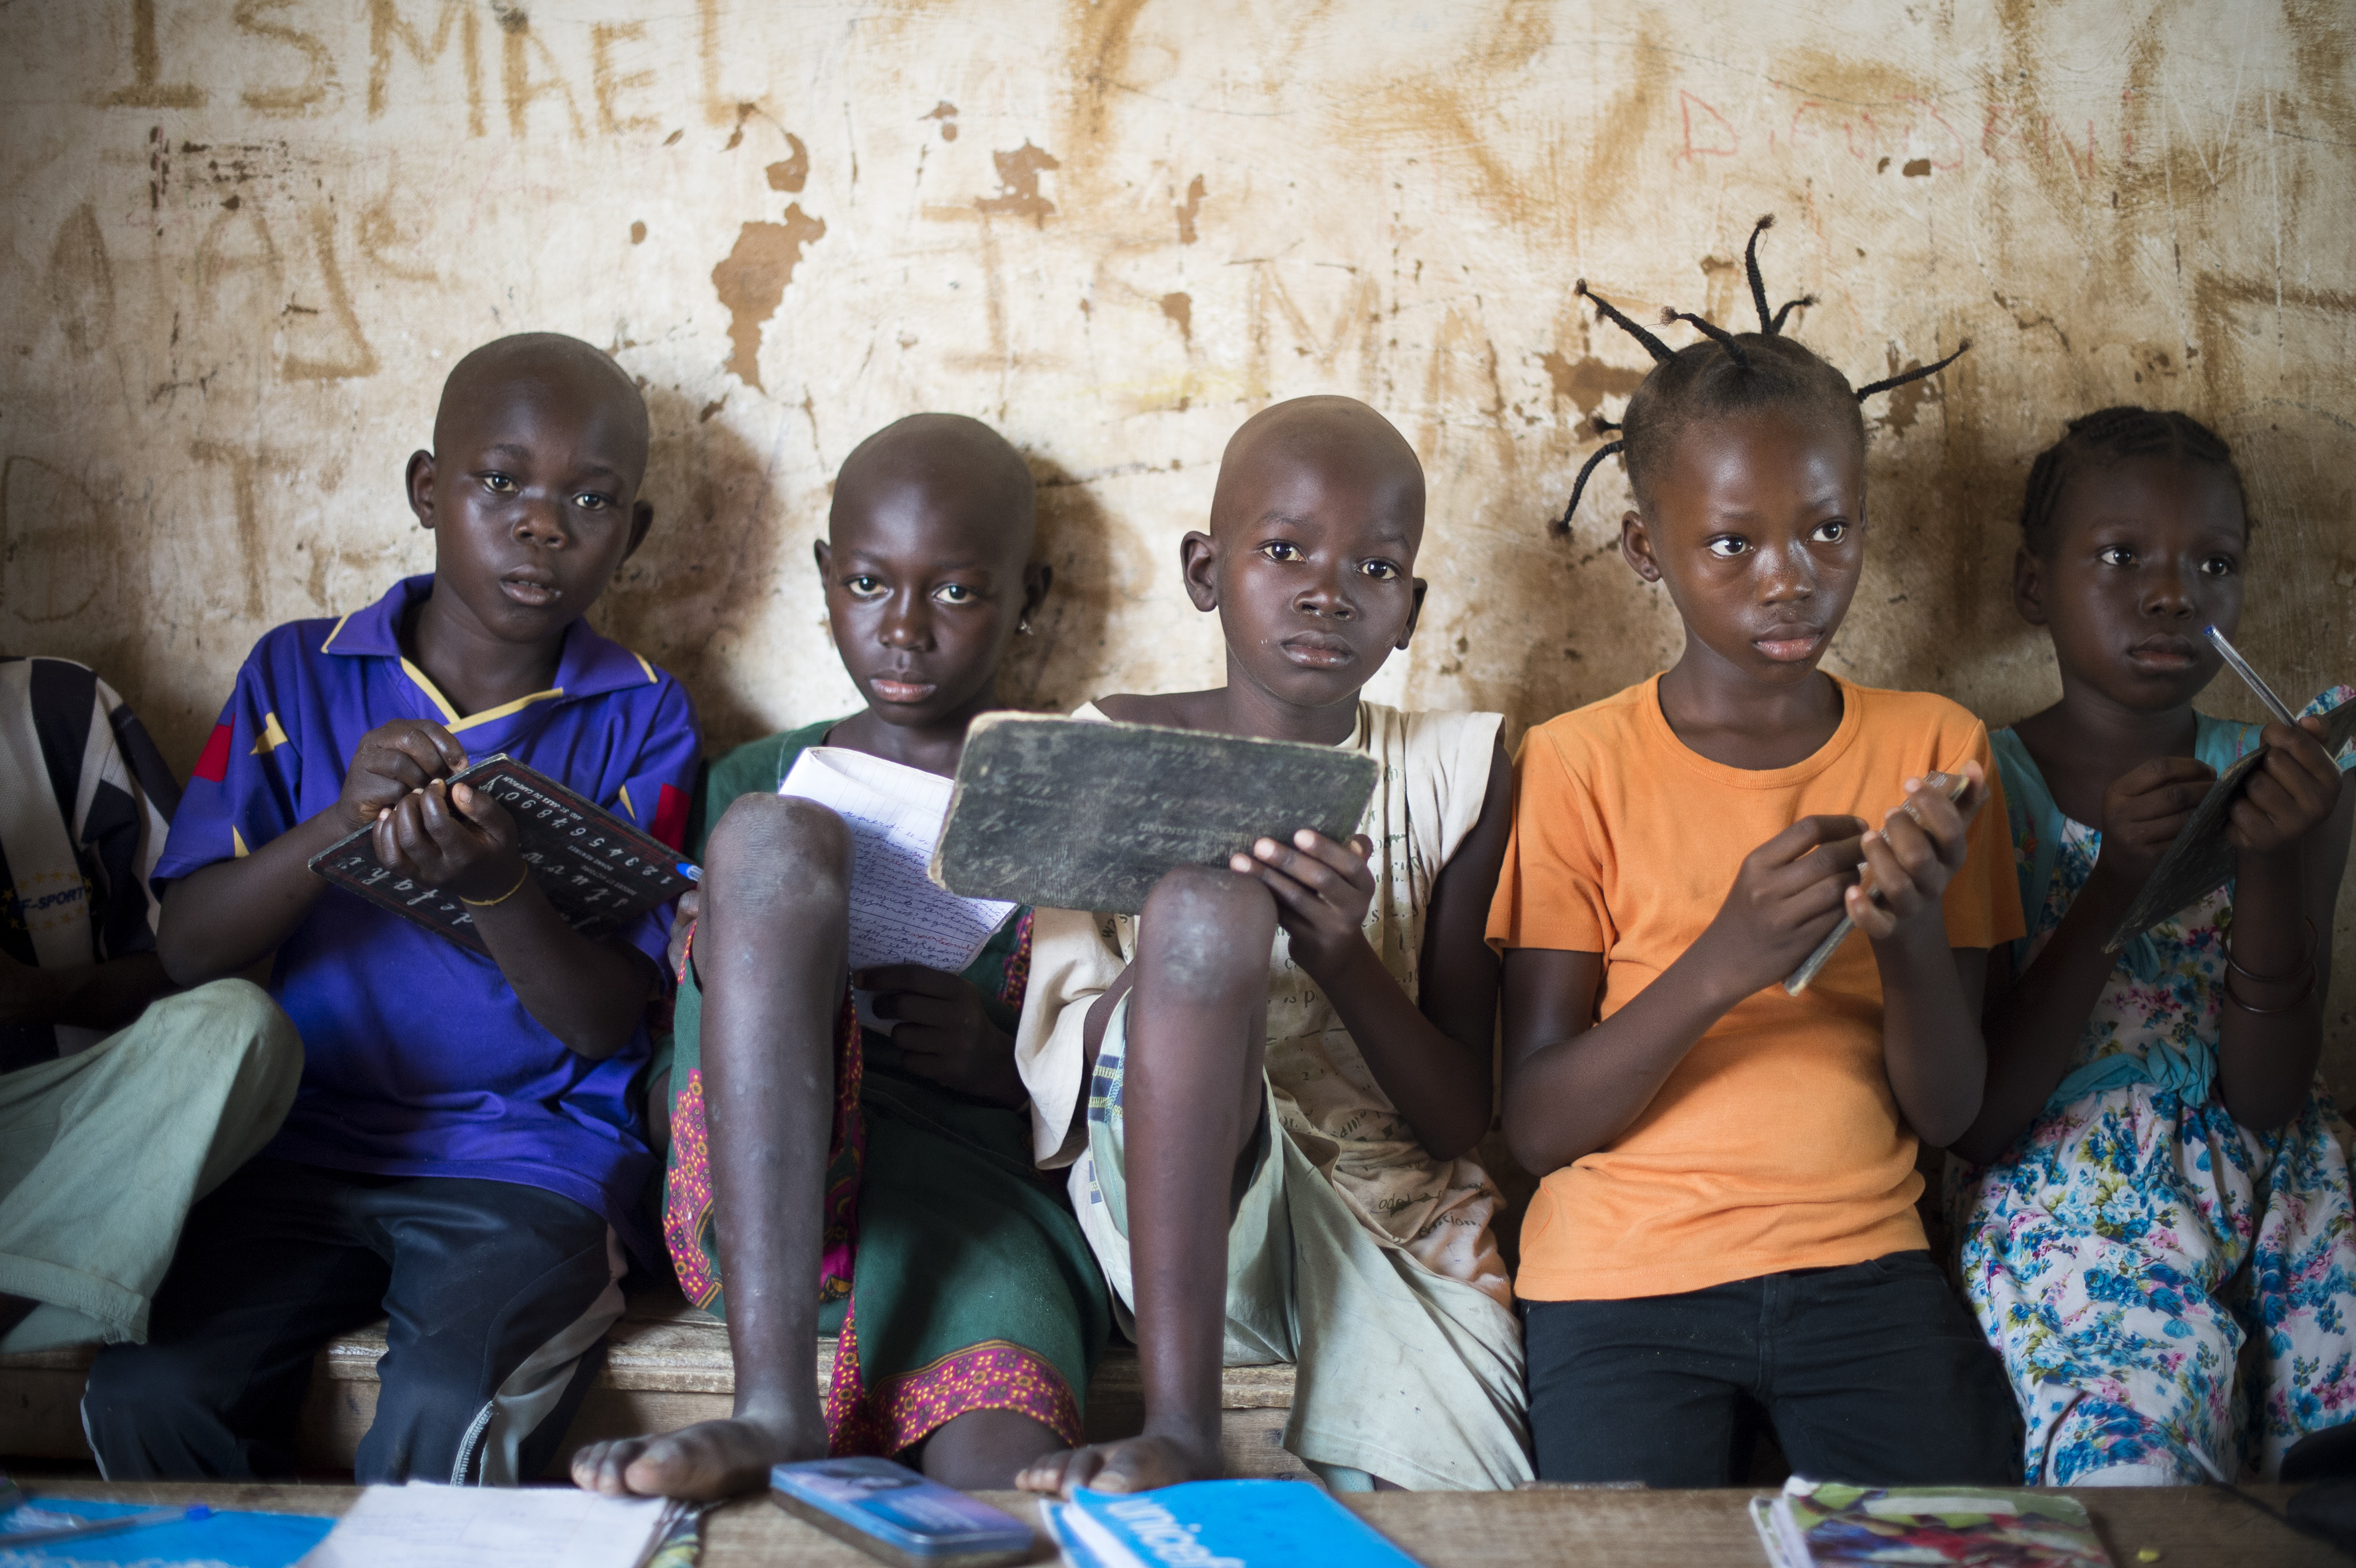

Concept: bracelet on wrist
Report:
left=2227, top=917, right=2318, bottom=985
left=460, top=864, right=533, bottom=908
left=2223, top=964, right=2317, bottom=1016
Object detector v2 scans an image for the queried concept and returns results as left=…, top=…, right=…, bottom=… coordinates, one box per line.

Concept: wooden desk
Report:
left=22, top=1479, right=2337, bottom=1566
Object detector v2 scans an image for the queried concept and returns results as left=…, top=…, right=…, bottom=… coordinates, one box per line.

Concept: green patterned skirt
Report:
left=656, top=911, right=1110, bottom=1455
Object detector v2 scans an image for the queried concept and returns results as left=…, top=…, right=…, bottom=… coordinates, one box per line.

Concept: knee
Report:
left=1140, top=864, right=1276, bottom=1001
left=133, top=980, right=304, bottom=1103
left=705, top=793, right=852, bottom=910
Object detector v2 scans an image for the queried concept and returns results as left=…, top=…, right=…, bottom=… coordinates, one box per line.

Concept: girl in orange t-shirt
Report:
left=1488, top=217, right=2022, bottom=1487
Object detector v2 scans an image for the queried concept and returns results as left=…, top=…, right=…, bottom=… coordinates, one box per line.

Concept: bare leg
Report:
left=1020, top=866, right=1275, bottom=1496
left=915, top=1408, right=1067, bottom=1490
left=574, top=795, right=851, bottom=1499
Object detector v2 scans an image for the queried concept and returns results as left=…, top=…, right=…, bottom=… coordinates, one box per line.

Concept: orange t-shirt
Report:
left=1486, top=674, right=2024, bottom=1302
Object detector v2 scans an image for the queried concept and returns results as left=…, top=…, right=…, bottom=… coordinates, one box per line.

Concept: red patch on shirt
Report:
left=193, top=723, right=234, bottom=783
left=652, top=782, right=690, bottom=850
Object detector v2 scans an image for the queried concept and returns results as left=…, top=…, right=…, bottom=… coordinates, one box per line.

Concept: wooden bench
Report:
left=0, top=1284, right=1310, bottom=1481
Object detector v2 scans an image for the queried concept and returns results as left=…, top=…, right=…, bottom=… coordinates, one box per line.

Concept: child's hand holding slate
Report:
left=372, top=777, right=528, bottom=904
left=339, top=719, right=469, bottom=827
left=1231, top=829, right=1378, bottom=980
left=2085, top=755, right=2216, bottom=893
left=2228, top=718, right=2343, bottom=858
left=1847, top=763, right=1986, bottom=942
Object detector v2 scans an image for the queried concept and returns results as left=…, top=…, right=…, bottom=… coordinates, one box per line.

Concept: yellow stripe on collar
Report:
left=401, top=658, right=565, bottom=733
left=449, top=688, right=566, bottom=733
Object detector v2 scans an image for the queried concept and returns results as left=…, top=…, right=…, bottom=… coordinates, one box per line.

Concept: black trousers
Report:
left=1525, top=1251, right=2022, bottom=1487
left=84, top=1159, right=621, bottom=1485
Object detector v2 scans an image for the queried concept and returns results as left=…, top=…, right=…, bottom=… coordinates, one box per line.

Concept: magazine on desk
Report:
left=1749, top=1476, right=2113, bottom=1567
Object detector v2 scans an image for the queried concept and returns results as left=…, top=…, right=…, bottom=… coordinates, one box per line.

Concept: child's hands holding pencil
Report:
left=1698, top=815, right=1868, bottom=998
left=338, top=719, right=531, bottom=903
left=338, top=718, right=468, bottom=827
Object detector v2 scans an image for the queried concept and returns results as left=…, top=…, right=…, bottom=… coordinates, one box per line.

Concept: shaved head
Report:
left=817, top=412, right=1049, bottom=740
left=434, top=332, right=649, bottom=477
left=1210, top=395, right=1424, bottom=545
left=833, top=413, right=1036, bottom=559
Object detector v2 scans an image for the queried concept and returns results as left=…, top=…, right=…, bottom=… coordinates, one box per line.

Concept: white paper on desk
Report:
left=779, top=747, right=1018, bottom=1025
left=297, top=1482, right=680, bottom=1568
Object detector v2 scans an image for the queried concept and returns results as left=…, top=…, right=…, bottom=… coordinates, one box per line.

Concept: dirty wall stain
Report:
left=1537, top=350, right=1642, bottom=419
left=978, top=141, right=1061, bottom=226
left=712, top=203, right=828, bottom=390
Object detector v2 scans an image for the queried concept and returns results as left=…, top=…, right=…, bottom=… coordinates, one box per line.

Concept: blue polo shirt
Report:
left=155, top=573, right=700, bottom=1260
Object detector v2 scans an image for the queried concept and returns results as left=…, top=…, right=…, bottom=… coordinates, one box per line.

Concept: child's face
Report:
left=407, top=372, right=652, bottom=645
left=1188, top=445, right=1426, bottom=710
left=1621, top=406, right=1865, bottom=687
left=818, top=476, right=1037, bottom=728
left=2016, top=454, right=2247, bottom=712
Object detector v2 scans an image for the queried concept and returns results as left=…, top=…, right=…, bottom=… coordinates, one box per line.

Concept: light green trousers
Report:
left=0, top=979, right=301, bottom=1353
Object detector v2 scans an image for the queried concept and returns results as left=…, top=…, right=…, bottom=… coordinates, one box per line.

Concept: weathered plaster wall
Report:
left=5, top=1, right=2355, bottom=1067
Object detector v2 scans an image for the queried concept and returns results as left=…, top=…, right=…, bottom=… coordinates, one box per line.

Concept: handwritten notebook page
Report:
left=298, top=1482, right=678, bottom=1568
left=779, top=747, right=1018, bottom=981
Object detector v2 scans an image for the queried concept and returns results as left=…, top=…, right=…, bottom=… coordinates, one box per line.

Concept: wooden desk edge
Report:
left=19, top=1480, right=2337, bottom=1567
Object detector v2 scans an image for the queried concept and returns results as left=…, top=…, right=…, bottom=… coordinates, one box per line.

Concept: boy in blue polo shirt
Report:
left=84, top=333, right=700, bottom=1486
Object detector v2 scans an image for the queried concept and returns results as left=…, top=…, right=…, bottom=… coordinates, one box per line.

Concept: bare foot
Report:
left=1015, top=1433, right=1216, bottom=1498
left=572, top=1408, right=827, bottom=1500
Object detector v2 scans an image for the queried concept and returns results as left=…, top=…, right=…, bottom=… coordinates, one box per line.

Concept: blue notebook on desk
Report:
left=0, top=1497, right=334, bottom=1568
left=1043, top=1481, right=1425, bottom=1568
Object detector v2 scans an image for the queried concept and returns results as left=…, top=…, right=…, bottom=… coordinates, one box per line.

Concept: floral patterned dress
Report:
left=1954, top=700, right=2356, bottom=1484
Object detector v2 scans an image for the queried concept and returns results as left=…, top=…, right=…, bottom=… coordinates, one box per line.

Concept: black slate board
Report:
left=2106, top=700, right=2356, bottom=951
left=929, top=713, right=1382, bottom=915
left=309, top=753, right=693, bottom=956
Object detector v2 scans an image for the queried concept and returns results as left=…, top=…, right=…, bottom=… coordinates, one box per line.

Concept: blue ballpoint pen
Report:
left=2202, top=624, right=2301, bottom=729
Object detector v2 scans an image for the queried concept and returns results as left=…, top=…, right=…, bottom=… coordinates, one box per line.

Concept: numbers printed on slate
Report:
left=307, top=754, right=694, bottom=958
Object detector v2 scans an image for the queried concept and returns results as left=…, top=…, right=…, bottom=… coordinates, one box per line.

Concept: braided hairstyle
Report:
left=1551, top=215, right=1968, bottom=536
left=2016, top=406, right=2248, bottom=555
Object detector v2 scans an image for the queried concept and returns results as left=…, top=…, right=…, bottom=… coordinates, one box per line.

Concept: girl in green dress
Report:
left=573, top=414, right=1108, bottom=1496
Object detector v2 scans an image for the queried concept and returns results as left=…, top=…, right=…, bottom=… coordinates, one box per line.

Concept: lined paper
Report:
left=779, top=747, right=1017, bottom=981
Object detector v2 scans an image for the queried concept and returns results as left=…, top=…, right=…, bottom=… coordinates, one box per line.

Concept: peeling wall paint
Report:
left=6, top=0, right=2356, bottom=1079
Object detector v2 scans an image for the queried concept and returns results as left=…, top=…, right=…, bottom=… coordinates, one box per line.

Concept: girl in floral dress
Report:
left=1952, top=407, right=2356, bottom=1484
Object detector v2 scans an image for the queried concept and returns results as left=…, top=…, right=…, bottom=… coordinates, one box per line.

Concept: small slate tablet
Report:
left=307, top=753, right=694, bottom=957
left=2107, top=698, right=2356, bottom=951
left=930, top=713, right=1382, bottom=915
